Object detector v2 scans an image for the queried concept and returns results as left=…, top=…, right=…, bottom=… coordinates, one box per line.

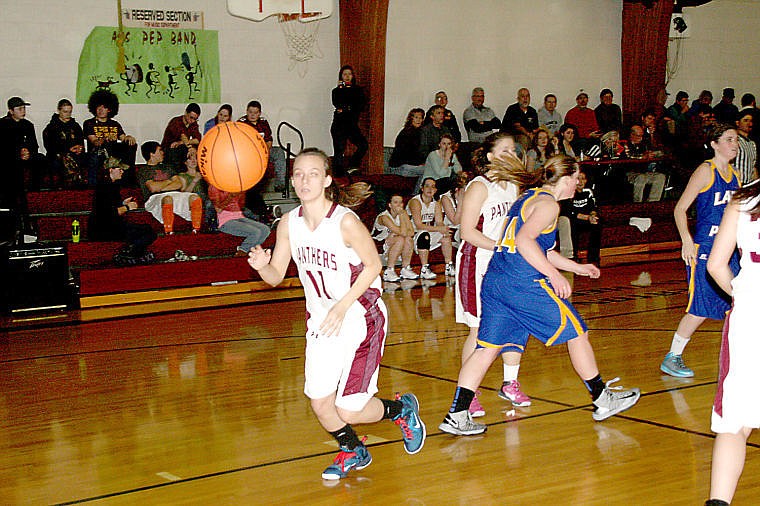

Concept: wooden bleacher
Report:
left=24, top=167, right=680, bottom=309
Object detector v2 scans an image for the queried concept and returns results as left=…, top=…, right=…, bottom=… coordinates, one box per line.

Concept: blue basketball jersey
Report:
left=693, top=160, right=740, bottom=248
left=488, top=188, right=558, bottom=281
left=478, top=187, right=587, bottom=350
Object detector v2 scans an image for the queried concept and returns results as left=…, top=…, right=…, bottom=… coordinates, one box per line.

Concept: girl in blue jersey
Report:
left=440, top=155, right=640, bottom=435
left=661, top=123, right=741, bottom=378
left=248, top=148, right=425, bottom=480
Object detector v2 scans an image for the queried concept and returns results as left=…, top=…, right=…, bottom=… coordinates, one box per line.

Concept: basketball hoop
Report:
left=226, top=1, right=332, bottom=78
left=277, top=12, right=323, bottom=77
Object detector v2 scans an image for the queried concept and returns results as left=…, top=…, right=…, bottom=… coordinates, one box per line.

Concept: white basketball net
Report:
left=278, top=13, right=323, bottom=78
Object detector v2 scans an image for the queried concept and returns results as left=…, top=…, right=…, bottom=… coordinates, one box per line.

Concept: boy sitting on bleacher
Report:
left=89, top=157, right=156, bottom=265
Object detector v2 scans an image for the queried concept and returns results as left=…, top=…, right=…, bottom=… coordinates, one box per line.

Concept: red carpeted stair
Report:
left=25, top=181, right=680, bottom=300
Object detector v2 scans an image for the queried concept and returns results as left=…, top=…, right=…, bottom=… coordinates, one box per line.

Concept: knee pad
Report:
left=416, top=232, right=430, bottom=250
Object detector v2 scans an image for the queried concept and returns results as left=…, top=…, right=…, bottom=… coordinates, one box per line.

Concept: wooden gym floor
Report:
left=2, top=258, right=759, bottom=505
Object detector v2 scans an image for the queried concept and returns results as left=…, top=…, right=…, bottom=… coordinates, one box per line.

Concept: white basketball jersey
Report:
left=470, top=176, right=518, bottom=241
left=289, top=203, right=383, bottom=322
left=406, top=194, right=436, bottom=229
left=372, top=209, right=398, bottom=242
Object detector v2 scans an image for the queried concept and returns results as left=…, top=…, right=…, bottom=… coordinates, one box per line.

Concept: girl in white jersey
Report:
left=248, top=148, right=425, bottom=480
left=705, top=179, right=760, bottom=506
left=373, top=193, right=419, bottom=281
left=407, top=177, right=455, bottom=279
left=456, top=132, right=530, bottom=417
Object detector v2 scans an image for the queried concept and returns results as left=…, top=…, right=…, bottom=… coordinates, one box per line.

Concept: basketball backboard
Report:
left=227, top=0, right=333, bottom=22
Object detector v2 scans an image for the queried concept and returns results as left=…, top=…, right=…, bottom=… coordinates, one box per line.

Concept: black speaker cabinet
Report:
left=4, top=244, right=71, bottom=314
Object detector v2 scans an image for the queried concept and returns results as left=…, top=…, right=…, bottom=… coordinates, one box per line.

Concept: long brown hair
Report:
left=732, top=180, right=760, bottom=218
left=295, top=148, right=373, bottom=208
left=529, top=127, right=555, bottom=160
left=487, top=154, right=578, bottom=194
left=471, top=132, right=516, bottom=176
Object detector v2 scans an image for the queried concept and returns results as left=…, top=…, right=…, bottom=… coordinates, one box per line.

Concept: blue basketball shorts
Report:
left=477, top=276, right=588, bottom=352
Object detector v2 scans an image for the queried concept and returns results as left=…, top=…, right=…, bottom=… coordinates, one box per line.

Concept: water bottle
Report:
left=72, top=219, right=80, bottom=243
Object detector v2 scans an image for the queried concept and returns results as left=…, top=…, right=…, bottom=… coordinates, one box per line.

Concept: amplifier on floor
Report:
left=2, top=244, right=75, bottom=314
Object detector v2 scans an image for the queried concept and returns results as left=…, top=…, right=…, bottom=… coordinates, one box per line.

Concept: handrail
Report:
left=276, top=121, right=304, bottom=157
left=276, top=121, right=304, bottom=199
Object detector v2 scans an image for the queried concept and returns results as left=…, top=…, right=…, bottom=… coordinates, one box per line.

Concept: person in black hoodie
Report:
left=89, top=157, right=156, bottom=265
left=330, top=65, right=368, bottom=175
left=0, top=96, right=47, bottom=238
left=43, top=99, right=86, bottom=187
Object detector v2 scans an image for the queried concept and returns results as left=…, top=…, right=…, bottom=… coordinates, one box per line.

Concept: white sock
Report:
left=503, top=363, right=520, bottom=383
left=669, top=333, right=690, bottom=355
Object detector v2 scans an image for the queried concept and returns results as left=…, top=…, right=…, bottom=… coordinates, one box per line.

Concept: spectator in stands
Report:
left=2, top=96, right=52, bottom=191
left=0, top=96, right=43, bottom=237
left=177, top=147, right=207, bottom=202
left=558, top=167, right=601, bottom=264
left=239, top=100, right=287, bottom=194
left=501, top=87, right=539, bottom=149
left=740, top=93, right=760, bottom=145
left=600, top=130, right=626, bottom=159
left=434, top=91, right=461, bottom=143
left=203, top=104, right=232, bottom=135
left=652, top=87, right=670, bottom=124
left=735, top=109, right=757, bottom=184
left=89, top=156, right=156, bottom=266
left=43, top=98, right=85, bottom=188
left=161, top=103, right=201, bottom=170
left=557, top=123, right=581, bottom=160
left=713, top=87, right=739, bottom=124
left=463, top=87, right=501, bottom=144
left=208, top=182, right=270, bottom=256
left=565, top=92, right=601, bottom=148
left=626, top=125, right=667, bottom=202
left=688, top=89, right=713, bottom=117
left=421, top=133, right=462, bottom=195
left=238, top=100, right=285, bottom=215
left=407, top=177, right=455, bottom=280
left=419, top=104, right=451, bottom=159
left=0, top=96, right=49, bottom=193
left=666, top=90, right=689, bottom=138
left=685, top=105, right=716, bottom=170
left=594, top=89, right=622, bottom=134
left=538, top=94, right=562, bottom=136
left=137, top=141, right=202, bottom=235
left=330, top=64, right=368, bottom=175
left=641, top=108, right=668, bottom=153
left=83, top=90, right=137, bottom=185
left=388, top=107, right=426, bottom=180
left=526, top=127, right=556, bottom=172
left=373, top=193, right=419, bottom=282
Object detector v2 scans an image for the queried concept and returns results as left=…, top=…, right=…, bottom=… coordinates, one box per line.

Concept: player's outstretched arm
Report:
left=248, top=214, right=291, bottom=287
left=548, top=250, right=600, bottom=278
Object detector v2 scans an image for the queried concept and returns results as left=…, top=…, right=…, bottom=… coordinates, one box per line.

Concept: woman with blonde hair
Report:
left=440, top=154, right=640, bottom=435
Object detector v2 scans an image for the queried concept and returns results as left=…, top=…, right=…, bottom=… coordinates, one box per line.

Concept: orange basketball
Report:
left=197, top=122, right=269, bottom=192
